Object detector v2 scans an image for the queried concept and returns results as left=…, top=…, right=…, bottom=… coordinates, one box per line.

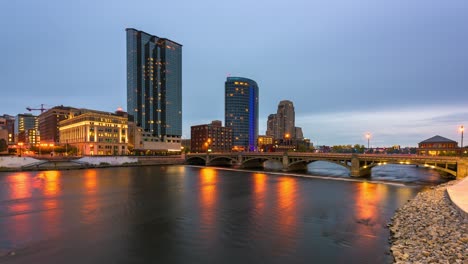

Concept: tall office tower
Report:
left=15, top=113, right=38, bottom=145
left=276, top=100, right=295, bottom=139
left=266, top=114, right=277, bottom=137
left=225, top=77, right=259, bottom=151
left=126, top=28, right=182, bottom=152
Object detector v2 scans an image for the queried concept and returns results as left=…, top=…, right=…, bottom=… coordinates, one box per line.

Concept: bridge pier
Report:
left=457, top=158, right=468, bottom=179
left=282, top=154, right=289, bottom=171
left=350, top=156, right=371, bottom=177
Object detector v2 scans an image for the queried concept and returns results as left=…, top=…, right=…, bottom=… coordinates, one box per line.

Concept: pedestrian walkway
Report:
left=447, top=176, right=468, bottom=217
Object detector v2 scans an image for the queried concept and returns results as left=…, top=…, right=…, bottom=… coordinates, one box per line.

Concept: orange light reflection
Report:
left=353, top=182, right=389, bottom=247
left=199, top=168, right=217, bottom=229
left=43, top=171, right=61, bottom=197
left=253, top=173, right=267, bottom=213
left=9, top=172, right=31, bottom=200
left=275, top=177, right=298, bottom=252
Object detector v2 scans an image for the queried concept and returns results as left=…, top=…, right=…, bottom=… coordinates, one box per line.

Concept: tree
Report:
left=0, top=139, right=7, bottom=153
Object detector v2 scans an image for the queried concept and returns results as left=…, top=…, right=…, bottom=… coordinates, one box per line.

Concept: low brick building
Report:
left=191, top=120, right=232, bottom=153
left=417, top=135, right=458, bottom=156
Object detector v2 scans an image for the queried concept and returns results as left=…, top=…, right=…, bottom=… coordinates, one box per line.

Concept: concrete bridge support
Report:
left=350, top=156, right=371, bottom=177
left=457, top=158, right=468, bottom=179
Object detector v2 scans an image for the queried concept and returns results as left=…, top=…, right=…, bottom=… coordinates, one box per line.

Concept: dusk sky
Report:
left=1, top=0, right=467, bottom=147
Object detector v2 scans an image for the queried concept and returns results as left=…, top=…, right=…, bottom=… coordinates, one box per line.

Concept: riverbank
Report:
left=0, top=156, right=185, bottom=172
left=389, top=179, right=467, bottom=263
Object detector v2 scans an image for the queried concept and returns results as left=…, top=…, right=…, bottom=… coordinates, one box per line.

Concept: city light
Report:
left=460, top=125, right=464, bottom=156
left=365, top=132, right=371, bottom=151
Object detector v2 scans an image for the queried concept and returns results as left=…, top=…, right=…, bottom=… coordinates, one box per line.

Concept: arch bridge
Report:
left=186, top=152, right=468, bottom=179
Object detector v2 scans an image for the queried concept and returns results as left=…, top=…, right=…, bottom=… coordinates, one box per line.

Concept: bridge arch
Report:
left=359, top=160, right=457, bottom=178
left=288, top=159, right=352, bottom=172
left=186, top=156, right=207, bottom=165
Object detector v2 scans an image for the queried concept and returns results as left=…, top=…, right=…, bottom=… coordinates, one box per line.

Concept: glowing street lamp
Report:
left=18, top=142, right=24, bottom=157
left=366, top=133, right=371, bottom=151
left=460, top=125, right=464, bottom=156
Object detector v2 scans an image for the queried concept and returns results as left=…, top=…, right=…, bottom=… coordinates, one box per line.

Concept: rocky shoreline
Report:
left=389, top=180, right=467, bottom=263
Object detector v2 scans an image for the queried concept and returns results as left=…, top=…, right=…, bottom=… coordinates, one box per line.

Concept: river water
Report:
left=0, top=163, right=447, bottom=263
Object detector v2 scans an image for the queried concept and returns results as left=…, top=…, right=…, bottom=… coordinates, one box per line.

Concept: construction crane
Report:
left=26, top=104, right=48, bottom=113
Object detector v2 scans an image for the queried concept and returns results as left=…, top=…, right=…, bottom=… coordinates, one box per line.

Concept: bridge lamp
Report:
left=365, top=133, right=371, bottom=151
left=460, top=125, right=464, bottom=155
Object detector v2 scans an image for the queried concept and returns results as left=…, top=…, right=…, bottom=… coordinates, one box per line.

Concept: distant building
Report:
left=257, top=135, right=274, bottom=152
left=276, top=100, right=295, bottom=139
left=295, top=127, right=304, bottom=140
left=266, top=100, right=304, bottom=140
left=0, top=114, right=15, bottom=144
left=181, top=139, right=191, bottom=152
left=126, top=28, right=182, bottom=152
left=266, top=114, right=277, bottom=137
left=0, top=127, right=8, bottom=154
left=417, top=135, right=458, bottom=156
left=225, top=77, right=259, bottom=151
left=191, top=120, right=232, bottom=153
left=38, top=106, right=80, bottom=144
left=15, top=113, right=38, bottom=146
left=59, top=109, right=128, bottom=155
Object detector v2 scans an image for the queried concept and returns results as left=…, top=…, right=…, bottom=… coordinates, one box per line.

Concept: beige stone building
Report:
left=59, top=109, right=128, bottom=155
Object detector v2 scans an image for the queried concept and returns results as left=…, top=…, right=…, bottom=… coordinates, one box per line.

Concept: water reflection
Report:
left=253, top=173, right=267, bottom=214
left=81, top=170, right=99, bottom=224
left=275, top=177, right=298, bottom=254
left=84, top=169, right=98, bottom=194
left=42, top=170, right=61, bottom=197
left=9, top=172, right=31, bottom=200
left=199, top=168, right=218, bottom=231
left=0, top=166, right=426, bottom=264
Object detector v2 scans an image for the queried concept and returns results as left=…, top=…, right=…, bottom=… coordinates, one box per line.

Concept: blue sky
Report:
left=1, top=0, right=467, bottom=146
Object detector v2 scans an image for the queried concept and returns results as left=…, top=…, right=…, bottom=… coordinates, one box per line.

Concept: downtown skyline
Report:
left=1, top=0, right=468, bottom=147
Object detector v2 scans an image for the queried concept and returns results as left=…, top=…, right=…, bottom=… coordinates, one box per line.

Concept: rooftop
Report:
left=419, top=135, right=457, bottom=144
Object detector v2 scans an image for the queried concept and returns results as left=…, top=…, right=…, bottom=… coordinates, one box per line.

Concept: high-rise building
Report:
left=266, top=114, right=277, bottom=138
left=225, top=77, right=259, bottom=151
left=15, top=113, right=38, bottom=145
left=276, top=100, right=295, bottom=139
left=266, top=100, right=301, bottom=140
left=191, top=120, right=232, bottom=153
left=126, top=28, right=182, bottom=152
left=38, top=106, right=80, bottom=144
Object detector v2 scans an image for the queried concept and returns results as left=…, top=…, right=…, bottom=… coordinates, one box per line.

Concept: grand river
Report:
left=0, top=163, right=447, bottom=263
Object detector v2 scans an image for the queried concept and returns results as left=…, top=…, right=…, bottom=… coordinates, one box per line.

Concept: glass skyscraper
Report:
left=126, top=28, right=182, bottom=148
left=225, top=77, right=259, bottom=151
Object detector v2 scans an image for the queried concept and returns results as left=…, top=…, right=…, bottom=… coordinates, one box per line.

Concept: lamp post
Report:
left=285, top=133, right=290, bottom=148
left=460, top=125, right=464, bottom=156
left=366, top=133, right=371, bottom=152
left=18, top=142, right=23, bottom=157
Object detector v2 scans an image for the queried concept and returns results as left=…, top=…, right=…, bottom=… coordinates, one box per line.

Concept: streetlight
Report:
left=18, top=142, right=23, bottom=157
left=366, top=133, right=371, bottom=152
left=460, top=125, right=464, bottom=156
left=285, top=133, right=290, bottom=147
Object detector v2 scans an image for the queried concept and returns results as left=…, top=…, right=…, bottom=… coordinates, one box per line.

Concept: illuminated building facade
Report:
left=417, top=135, right=458, bottom=156
left=0, top=115, right=15, bottom=144
left=15, top=113, right=38, bottom=146
left=191, top=120, right=232, bottom=153
left=126, top=28, right=182, bottom=152
left=59, top=109, right=128, bottom=155
left=38, top=106, right=80, bottom=144
left=257, top=135, right=274, bottom=152
left=225, top=77, right=259, bottom=151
